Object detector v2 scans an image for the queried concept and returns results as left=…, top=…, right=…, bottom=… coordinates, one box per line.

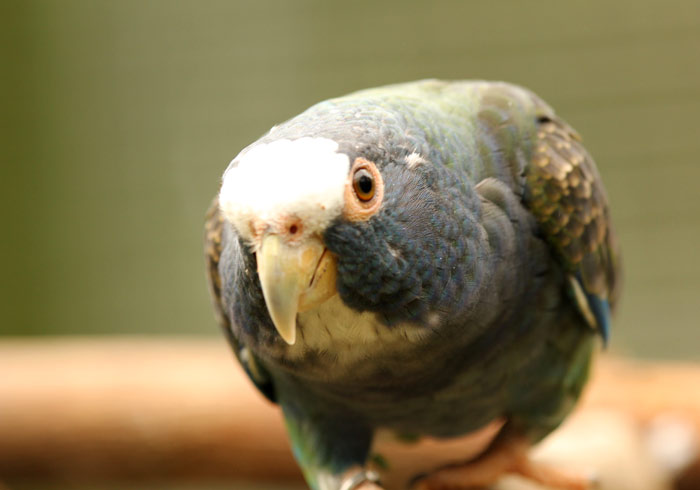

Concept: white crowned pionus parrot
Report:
left=205, top=80, right=621, bottom=490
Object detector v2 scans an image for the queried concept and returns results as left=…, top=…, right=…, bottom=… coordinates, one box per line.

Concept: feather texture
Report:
left=204, top=80, right=621, bottom=489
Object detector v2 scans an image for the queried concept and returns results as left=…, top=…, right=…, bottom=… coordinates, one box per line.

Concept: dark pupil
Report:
left=358, top=174, right=373, bottom=194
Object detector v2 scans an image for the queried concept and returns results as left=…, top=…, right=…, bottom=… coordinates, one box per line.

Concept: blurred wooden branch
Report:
left=0, top=338, right=698, bottom=489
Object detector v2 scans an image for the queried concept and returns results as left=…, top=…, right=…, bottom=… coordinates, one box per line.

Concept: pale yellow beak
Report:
left=256, top=234, right=337, bottom=345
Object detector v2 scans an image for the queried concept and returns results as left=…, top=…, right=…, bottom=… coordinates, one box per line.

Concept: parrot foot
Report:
left=340, top=467, right=384, bottom=490
left=412, top=437, right=593, bottom=490
left=355, top=482, right=384, bottom=490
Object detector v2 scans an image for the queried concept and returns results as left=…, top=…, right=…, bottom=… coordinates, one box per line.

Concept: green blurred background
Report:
left=2, top=0, right=699, bottom=360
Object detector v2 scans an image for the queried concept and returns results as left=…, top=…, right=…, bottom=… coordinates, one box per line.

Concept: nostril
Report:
left=279, top=217, right=302, bottom=238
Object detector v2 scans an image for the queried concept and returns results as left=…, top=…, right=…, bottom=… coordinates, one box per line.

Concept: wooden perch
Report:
left=0, top=338, right=698, bottom=489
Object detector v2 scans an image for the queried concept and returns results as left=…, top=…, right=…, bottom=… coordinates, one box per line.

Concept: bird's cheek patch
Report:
left=343, top=157, right=384, bottom=221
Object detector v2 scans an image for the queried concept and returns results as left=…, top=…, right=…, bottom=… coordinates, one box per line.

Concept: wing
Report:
left=523, top=112, right=621, bottom=343
left=205, top=197, right=277, bottom=402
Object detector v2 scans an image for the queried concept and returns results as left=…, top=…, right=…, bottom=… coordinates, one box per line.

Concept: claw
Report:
left=413, top=436, right=593, bottom=490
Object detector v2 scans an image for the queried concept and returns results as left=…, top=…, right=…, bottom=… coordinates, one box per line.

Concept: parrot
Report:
left=204, top=80, right=621, bottom=490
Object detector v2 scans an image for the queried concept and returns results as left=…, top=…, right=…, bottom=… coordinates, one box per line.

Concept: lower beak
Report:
left=256, top=234, right=337, bottom=345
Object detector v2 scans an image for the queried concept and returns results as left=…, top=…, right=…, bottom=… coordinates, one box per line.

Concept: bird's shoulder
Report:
left=466, top=82, right=621, bottom=340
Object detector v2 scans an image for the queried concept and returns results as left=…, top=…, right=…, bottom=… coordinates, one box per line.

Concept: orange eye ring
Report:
left=343, top=158, right=384, bottom=221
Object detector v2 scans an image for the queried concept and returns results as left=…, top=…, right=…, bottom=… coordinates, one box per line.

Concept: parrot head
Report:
left=219, top=136, right=391, bottom=346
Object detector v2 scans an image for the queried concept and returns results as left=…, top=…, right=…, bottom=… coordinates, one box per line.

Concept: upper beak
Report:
left=256, top=234, right=337, bottom=345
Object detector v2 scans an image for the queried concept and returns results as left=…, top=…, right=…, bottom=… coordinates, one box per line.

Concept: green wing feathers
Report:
left=524, top=112, right=621, bottom=340
left=204, top=198, right=276, bottom=401
left=205, top=199, right=229, bottom=333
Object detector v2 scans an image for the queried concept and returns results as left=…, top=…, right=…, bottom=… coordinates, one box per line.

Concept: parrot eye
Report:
left=343, top=157, right=384, bottom=221
left=352, top=168, right=375, bottom=201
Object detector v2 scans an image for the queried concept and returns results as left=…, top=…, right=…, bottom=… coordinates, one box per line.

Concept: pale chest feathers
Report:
left=282, top=294, right=435, bottom=367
